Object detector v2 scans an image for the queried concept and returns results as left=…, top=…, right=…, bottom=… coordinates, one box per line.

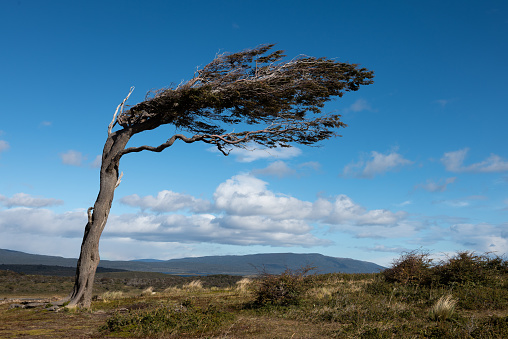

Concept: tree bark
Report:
left=67, top=129, right=132, bottom=308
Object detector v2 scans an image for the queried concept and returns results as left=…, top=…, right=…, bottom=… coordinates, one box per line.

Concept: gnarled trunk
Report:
left=67, top=130, right=131, bottom=308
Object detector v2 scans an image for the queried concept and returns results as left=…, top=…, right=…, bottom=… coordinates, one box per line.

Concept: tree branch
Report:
left=115, top=172, right=124, bottom=188
left=108, top=87, right=134, bottom=135
left=119, top=117, right=341, bottom=158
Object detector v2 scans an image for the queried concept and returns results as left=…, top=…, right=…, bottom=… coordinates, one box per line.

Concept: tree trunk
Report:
left=67, top=130, right=132, bottom=308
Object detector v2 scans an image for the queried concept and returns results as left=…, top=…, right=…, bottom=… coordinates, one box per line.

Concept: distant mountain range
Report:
left=0, top=248, right=385, bottom=276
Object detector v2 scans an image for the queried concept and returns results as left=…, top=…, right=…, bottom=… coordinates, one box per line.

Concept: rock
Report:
left=9, top=303, right=25, bottom=309
left=46, top=306, right=60, bottom=312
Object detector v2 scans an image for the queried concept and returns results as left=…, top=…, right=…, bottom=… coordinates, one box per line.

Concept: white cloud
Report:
left=214, top=174, right=313, bottom=220
left=441, top=148, right=508, bottom=173
left=102, top=213, right=328, bottom=247
left=120, top=190, right=211, bottom=213
left=449, top=223, right=508, bottom=254
left=325, top=194, right=406, bottom=226
left=0, top=207, right=85, bottom=237
left=251, top=161, right=296, bottom=178
left=60, top=150, right=87, bottom=166
left=0, top=140, right=9, bottom=153
left=343, top=150, right=413, bottom=178
left=348, top=98, right=373, bottom=112
left=40, top=121, right=52, bottom=127
left=227, top=145, right=302, bottom=162
left=0, top=174, right=422, bottom=254
left=0, top=193, right=63, bottom=208
left=416, top=177, right=456, bottom=192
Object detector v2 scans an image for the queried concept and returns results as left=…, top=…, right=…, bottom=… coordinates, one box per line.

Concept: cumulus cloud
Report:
left=101, top=212, right=328, bottom=247
left=226, top=146, right=302, bottom=162
left=120, top=190, right=211, bottom=213
left=343, top=150, right=413, bottom=178
left=214, top=175, right=313, bottom=220
left=441, top=148, right=508, bottom=173
left=213, top=175, right=411, bottom=238
left=0, top=174, right=420, bottom=252
left=60, top=150, right=87, bottom=166
left=251, top=161, right=296, bottom=178
left=450, top=223, right=508, bottom=254
left=0, top=193, right=63, bottom=208
left=324, top=195, right=407, bottom=226
left=0, top=207, right=85, bottom=237
left=416, top=177, right=456, bottom=192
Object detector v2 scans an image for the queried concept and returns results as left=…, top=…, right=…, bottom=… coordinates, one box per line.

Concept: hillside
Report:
left=0, top=249, right=385, bottom=275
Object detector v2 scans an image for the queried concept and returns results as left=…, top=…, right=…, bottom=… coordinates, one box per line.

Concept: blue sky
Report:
left=1, top=0, right=507, bottom=266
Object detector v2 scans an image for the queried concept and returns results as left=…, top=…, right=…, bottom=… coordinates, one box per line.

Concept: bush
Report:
left=382, top=250, right=434, bottom=286
left=252, top=266, right=315, bottom=306
left=101, top=301, right=234, bottom=336
left=433, top=251, right=507, bottom=287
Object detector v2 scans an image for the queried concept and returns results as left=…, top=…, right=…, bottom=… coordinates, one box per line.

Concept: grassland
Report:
left=1, top=251, right=508, bottom=338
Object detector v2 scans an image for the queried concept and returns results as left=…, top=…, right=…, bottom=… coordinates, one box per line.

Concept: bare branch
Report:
left=115, top=172, right=124, bottom=188
left=119, top=116, right=342, bottom=158
left=108, top=87, right=134, bottom=135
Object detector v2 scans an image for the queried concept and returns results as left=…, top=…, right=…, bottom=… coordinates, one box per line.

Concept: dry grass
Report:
left=100, top=290, right=124, bottom=301
left=182, top=279, right=203, bottom=290
left=141, top=286, right=156, bottom=296
left=235, top=277, right=252, bottom=295
left=429, top=294, right=457, bottom=321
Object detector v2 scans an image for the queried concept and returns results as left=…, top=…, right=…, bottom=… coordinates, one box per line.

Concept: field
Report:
left=1, top=251, right=508, bottom=338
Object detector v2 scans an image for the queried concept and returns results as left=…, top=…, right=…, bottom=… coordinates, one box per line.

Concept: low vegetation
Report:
left=1, top=250, right=508, bottom=338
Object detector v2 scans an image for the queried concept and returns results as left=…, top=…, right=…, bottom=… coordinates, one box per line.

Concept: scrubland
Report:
left=1, top=250, right=508, bottom=338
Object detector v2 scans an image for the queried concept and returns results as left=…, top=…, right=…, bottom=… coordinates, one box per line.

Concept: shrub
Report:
left=382, top=250, right=434, bottom=286
left=433, top=251, right=507, bottom=287
left=252, top=266, right=315, bottom=306
left=101, top=302, right=234, bottom=336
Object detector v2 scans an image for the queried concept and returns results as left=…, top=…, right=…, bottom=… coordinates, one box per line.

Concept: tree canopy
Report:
left=114, top=44, right=374, bottom=156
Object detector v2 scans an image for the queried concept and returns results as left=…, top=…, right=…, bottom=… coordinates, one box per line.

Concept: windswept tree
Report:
left=67, top=44, right=374, bottom=308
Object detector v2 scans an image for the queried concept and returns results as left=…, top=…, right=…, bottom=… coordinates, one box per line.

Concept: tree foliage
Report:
left=115, top=44, right=374, bottom=156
